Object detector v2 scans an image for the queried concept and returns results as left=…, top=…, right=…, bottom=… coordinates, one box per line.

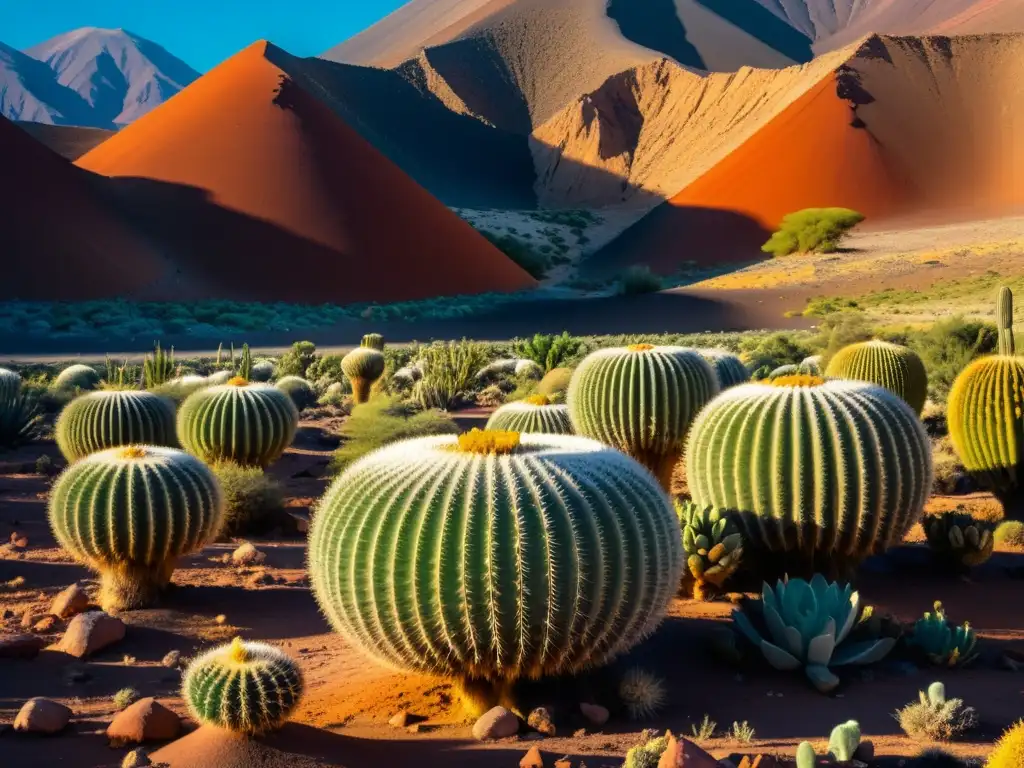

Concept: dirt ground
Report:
left=1, top=416, right=1023, bottom=768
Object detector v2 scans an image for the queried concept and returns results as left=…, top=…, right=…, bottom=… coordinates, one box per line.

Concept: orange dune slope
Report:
left=76, top=41, right=535, bottom=304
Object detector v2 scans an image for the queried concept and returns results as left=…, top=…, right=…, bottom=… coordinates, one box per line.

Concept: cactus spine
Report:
left=825, top=339, right=929, bottom=414
left=53, top=364, right=101, bottom=392
left=182, top=637, right=304, bottom=735
left=485, top=395, right=573, bottom=434
left=177, top=380, right=298, bottom=467
left=0, top=367, right=21, bottom=400
left=361, top=333, right=385, bottom=351
left=686, top=377, right=932, bottom=578
left=567, top=345, right=719, bottom=490
left=697, top=349, right=749, bottom=390
left=56, top=391, right=178, bottom=461
left=48, top=446, right=223, bottom=610
left=341, top=347, right=385, bottom=404
left=308, top=431, right=682, bottom=702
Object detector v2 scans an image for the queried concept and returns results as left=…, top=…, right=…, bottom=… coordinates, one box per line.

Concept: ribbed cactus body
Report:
left=249, top=360, right=275, bottom=382
left=361, top=333, right=385, bottom=351
left=0, top=367, right=21, bottom=400
left=48, top=446, right=223, bottom=610
left=342, top=348, right=385, bottom=404
left=686, top=378, right=932, bottom=577
left=55, top=391, right=177, bottom=461
left=567, top=345, right=718, bottom=489
left=999, top=286, right=1015, bottom=356
left=698, top=349, right=749, bottom=390
left=178, top=382, right=298, bottom=467
left=485, top=397, right=573, bottom=434
left=275, top=376, right=316, bottom=411
left=206, top=371, right=233, bottom=386
left=54, top=364, right=101, bottom=392
left=308, top=431, right=683, bottom=681
left=825, top=340, right=928, bottom=414
left=182, top=638, right=303, bottom=735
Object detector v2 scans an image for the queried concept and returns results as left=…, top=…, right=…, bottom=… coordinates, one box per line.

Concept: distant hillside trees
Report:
left=762, top=208, right=865, bottom=257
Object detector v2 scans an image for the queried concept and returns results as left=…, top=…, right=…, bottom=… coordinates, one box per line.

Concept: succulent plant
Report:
left=697, top=349, right=749, bottom=390
left=827, top=720, right=865, bottom=761
left=48, top=446, right=223, bottom=610
left=55, top=391, right=177, bottom=462
left=567, top=345, right=718, bottom=490
left=925, top=510, right=995, bottom=572
left=535, top=367, right=573, bottom=400
left=0, top=367, right=21, bottom=400
left=341, top=348, right=385, bottom=404
left=825, top=339, right=929, bottom=414
left=987, top=720, right=1024, bottom=768
left=675, top=501, right=743, bottom=600
left=619, top=668, right=667, bottom=720
left=275, top=376, right=317, bottom=411
left=0, top=392, right=41, bottom=449
left=182, top=637, right=303, bottom=735
left=143, top=343, right=175, bottom=389
left=53, top=364, right=101, bottom=392
left=731, top=574, right=896, bottom=692
left=948, top=287, right=1024, bottom=520
left=485, top=395, right=573, bottom=434
left=361, top=333, right=385, bottom=351
left=686, top=377, right=932, bottom=578
left=178, top=379, right=298, bottom=467
left=308, top=430, right=682, bottom=705
left=795, top=741, right=817, bottom=768
left=249, top=360, right=275, bottom=383
left=908, top=602, right=978, bottom=667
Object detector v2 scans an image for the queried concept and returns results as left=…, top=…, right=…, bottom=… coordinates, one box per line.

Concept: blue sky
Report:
left=0, top=0, right=408, bottom=71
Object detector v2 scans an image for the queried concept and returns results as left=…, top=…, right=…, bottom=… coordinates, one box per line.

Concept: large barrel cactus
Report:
left=342, top=348, right=386, bottom=404
left=567, top=345, right=718, bottom=490
left=53, top=364, right=101, bottom=392
left=48, top=446, right=223, bottom=610
left=55, top=390, right=177, bottom=461
left=825, top=340, right=928, bottom=414
left=485, top=395, right=573, bottom=434
left=948, top=287, right=1024, bottom=520
left=686, top=376, right=932, bottom=578
left=178, top=379, right=298, bottom=467
left=308, top=430, right=682, bottom=709
left=0, top=367, right=21, bottom=400
left=698, top=349, right=749, bottom=390
left=183, top=637, right=303, bottom=735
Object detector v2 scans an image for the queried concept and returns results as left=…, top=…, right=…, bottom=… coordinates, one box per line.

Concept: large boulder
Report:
left=58, top=611, right=125, bottom=658
left=472, top=706, right=519, bottom=741
left=107, top=698, right=181, bottom=744
left=14, top=697, right=72, bottom=734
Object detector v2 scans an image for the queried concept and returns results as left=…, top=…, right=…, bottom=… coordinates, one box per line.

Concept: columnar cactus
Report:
left=686, top=376, right=932, bottom=578
left=53, top=364, right=101, bottom=392
left=948, top=287, right=1024, bottom=519
left=675, top=501, right=743, bottom=600
left=0, top=367, right=21, bottom=400
left=361, top=333, right=385, bottom=351
left=182, top=637, right=303, bottom=735
left=567, top=345, right=718, bottom=490
left=925, top=510, right=995, bottom=572
left=178, top=379, right=298, bottom=467
left=275, top=376, right=317, bottom=411
left=485, top=395, right=573, bottom=434
left=55, top=391, right=177, bottom=461
left=341, top=348, right=385, bottom=404
left=308, top=430, right=682, bottom=706
left=697, top=349, right=749, bottom=390
left=48, top=446, right=223, bottom=610
left=825, top=339, right=928, bottom=414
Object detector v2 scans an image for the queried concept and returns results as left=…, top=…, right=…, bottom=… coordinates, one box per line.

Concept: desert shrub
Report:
left=932, top=437, right=966, bottom=495
left=414, top=340, right=490, bottom=410
left=762, top=208, right=865, bottom=257
left=905, top=316, right=997, bottom=403
left=0, top=392, right=42, bottom=450
left=995, top=520, right=1024, bottom=549
left=535, top=367, right=573, bottom=401
left=624, top=733, right=668, bottom=768
left=513, top=332, right=581, bottom=372
left=275, top=376, right=317, bottom=411
left=619, top=265, right=663, bottom=295
left=812, top=313, right=876, bottom=369
left=328, top=397, right=459, bottom=476
left=480, top=231, right=549, bottom=278
left=212, top=462, right=286, bottom=536
left=896, top=682, right=977, bottom=742
left=277, top=341, right=318, bottom=378
left=739, top=332, right=815, bottom=375
left=113, top=687, right=141, bottom=711
left=143, top=343, right=175, bottom=389
left=305, top=354, right=344, bottom=385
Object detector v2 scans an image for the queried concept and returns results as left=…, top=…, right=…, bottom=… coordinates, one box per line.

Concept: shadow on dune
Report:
left=694, top=0, right=815, bottom=62
left=607, top=0, right=706, bottom=69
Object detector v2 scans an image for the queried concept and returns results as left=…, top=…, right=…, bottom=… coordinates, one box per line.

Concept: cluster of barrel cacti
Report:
left=56, top=390, right=177, bottom=461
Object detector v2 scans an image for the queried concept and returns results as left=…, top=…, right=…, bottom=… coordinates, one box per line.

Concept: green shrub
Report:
left=995, top=520, right=1024, bottom=549
left=211, top=462, right=286, bottom=536
left=305, top=354, right=344, bottom=385
left=0, top=393, right=41, bottom=450
left=896, top=682, right=977, bottom=742
left=480, top=232, right=549, bottom=278
left=619, top=266, right=662, bottom=295
left=739, top=332, right=814, bottom=374
left=277, top=341, right=318, bottom=378
left=624, top=734, right=668, bottom=768
left=113, top=687, right=141, bottom=711
left=513, top=332, right=581, bottom=372
left=906, top=316, right=996, bottom=402
left=143, top=343, right=175, bottom=389
left=762, top=208, right=865, bottom=257
left=414, top=340, right=489, bottom=410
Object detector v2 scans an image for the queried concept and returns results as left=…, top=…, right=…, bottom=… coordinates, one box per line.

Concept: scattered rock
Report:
left=579, top=702, right=609, bottom=726
left=13, top=697, right=72, bottom=734
left=472, top=706, right=518, bottom=741
left=389, top=711, right=415, bottom=728
left=51, top=584, right=90, bottom=618
left=520, top=746, right=544, bottom=768
left=231, top=542, right=265, bottom=566
left=554, top=760, right=572, bottom=768
left=406, top=723, right=428, bottom=734
left=33, top=615, right=61, bottom=633
left=107, top=698, right=181, bottom=744
left=161, top=650, right=181, bottom=669
left=20, top=610, right=43, bottom=629
left=58, top=611, right=126, bottom=658
left=121, top=748, right=152, bottom=767
left=527, top=706, right=556, bottom=736
left=9, top=531, right=28, bottom=548
left=246, top=570, right=275, bottom=587
left=0, top=634, right=44, bottom=659
left=658, top=732, right=720, bottom=768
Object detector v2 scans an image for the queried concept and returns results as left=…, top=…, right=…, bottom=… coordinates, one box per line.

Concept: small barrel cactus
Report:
left=925, top=510, right=995, bottom=572
left=0, top=367, right=21, bottom=400
left=249, top=360, right=275, bottom=382
left=686, top=376, right=932, bottom=578
left=801, top=355, right=823, bottom=374
left=341, top=348, right=385, bottom=404
left=182, top=637, right=303, bottom=734
left=178, top=379, right=298, bottom=467
left=697, top=349, right=749, bottom=390
left=309, top=430, right=682, bottom=705
left=361, top=333, right=385, bottom=351
left=48, top=446, right=223, bottom=610
left=536, top=367, right=573, bottom=400
left=567, top=345, right=718, bottom=490
left=55, top=391, right=177, bottom=462
left=675, top=501, right=743, bottom=600
left=485, top=395, right=573, bottom=434
left=908, top=601, right=978, bottom=667
left=275, top=375, right=317, bottom=411
left=765, top=363, right=799, bottom=380
left=825, top=339, right=928, bottom=414
left=53, top=364, right=101, bottom=392
left=206, top=370, right=233, bottom=386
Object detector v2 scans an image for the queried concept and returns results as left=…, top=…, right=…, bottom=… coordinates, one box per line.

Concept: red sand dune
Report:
left=76, top=41, right=535, bottom=304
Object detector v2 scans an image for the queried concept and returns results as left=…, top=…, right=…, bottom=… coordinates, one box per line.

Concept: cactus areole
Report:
left=308, top=430, right=683, bottom=694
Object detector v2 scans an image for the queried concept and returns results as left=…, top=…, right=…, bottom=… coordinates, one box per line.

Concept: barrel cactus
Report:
left=308, top=430, right=682, bottom=710
left=925, top=510, right=995, bottom=573
left=55, top=391, right=177, bottom=461
left=567, top=345, right=718, bottom=490
left=988, top=720, right=1024, bottom=768
left=485, top=395, right=573, bottom=434
left=275, top=376, right=317, bottom=411
left=341, top=348, right=385, bottom=404
left=825, top=340, right=928, bottom=414
left=182, top=637, right=303, bottom=735
left=765, top=364, right=799, bottom=380
left=686, top=376, right=932, bottom=578
left=948, top=287, right=1024, bottom=519
left=698, top=349, right=749, bottom=390
left=536, top=367, right=573, bottom=400
left=361, top=333, right=385, bottom=351
left=675, top=501, right=743, bottom=600
left=249, top=360, right=275, bottom=383
left=0, top=367, right=21, bottom=400
left=53, top=364, right=101, bottom=392
left=206, top=370, right=233, bottom=386
left=178, top=379, right=298, bottom=467
left=48, top=446, right=223, bottom=610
